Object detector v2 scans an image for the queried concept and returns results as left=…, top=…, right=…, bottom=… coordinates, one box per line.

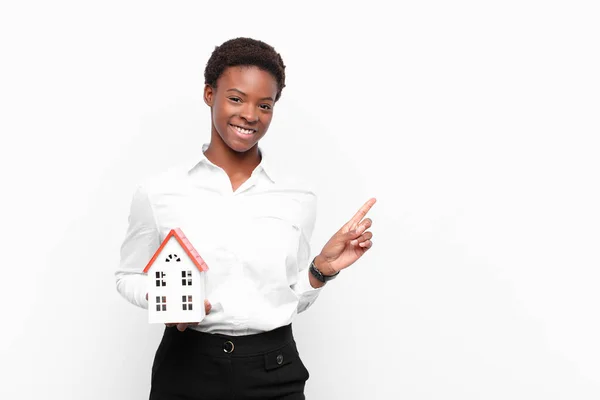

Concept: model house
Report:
left=143, top=228, right=209, bottom=324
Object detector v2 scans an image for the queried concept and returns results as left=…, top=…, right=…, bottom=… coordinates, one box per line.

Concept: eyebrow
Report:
left=226, top=88, right=274, bottom=102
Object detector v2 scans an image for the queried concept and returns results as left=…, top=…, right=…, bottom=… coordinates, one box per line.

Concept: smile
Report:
left=229, top=124, right=256, bottom=135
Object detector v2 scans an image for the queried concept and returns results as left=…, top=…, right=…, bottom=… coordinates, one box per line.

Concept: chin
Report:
left=224, top=135, right=258, bottom=153
left=221, top=125, right=262, bottom=152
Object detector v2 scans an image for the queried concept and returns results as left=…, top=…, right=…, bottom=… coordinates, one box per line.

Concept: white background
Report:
left=1, top=1, right=599, bottom=399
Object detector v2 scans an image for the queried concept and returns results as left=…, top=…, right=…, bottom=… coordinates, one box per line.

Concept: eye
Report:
left=228, top=97, right=241, bottom=103
left=259, top=104, right=272, bottom=110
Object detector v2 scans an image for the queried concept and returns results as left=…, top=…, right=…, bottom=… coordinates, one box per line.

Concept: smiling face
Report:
left=204, top=66, right=278, bottom=153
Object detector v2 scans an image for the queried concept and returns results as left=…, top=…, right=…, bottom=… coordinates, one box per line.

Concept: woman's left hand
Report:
left=316, top=198, right=377, bottom=275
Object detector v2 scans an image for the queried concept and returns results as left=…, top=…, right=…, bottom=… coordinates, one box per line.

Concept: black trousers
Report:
left=149, top=324, right=309, bottom=400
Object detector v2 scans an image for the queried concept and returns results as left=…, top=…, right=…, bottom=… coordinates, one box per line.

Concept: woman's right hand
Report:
left=145, top=294, right=212, bottom=332
left=166, top=299, right=212, bottom=332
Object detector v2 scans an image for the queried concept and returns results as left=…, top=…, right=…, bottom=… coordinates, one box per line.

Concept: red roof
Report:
left=143, top=228, right=209, bottom=273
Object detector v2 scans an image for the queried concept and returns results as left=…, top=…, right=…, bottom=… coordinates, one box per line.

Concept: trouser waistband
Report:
left=168, top=324, right=294, bottom=357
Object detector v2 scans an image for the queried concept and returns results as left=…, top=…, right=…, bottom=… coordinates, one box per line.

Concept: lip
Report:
left=230, top=123, right=257, bottom=132
left=229, top=123, right=257, bottom=140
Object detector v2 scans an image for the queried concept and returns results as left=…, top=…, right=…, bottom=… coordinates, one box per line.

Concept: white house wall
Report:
left=148, top=237, right=206, bottom=324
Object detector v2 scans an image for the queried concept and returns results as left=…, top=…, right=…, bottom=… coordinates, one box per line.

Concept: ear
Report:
left=203, top=84, right=215, bottom=107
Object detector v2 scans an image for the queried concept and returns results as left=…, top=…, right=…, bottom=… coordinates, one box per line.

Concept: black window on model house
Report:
left=182, top=295, right=193, bottom=311
left=156, top=296, right=167, bottom=311
left=155, top=271, right=166, bottom=287
left=166, top=253, right=181, bottom=263
left=182, top=270, right=192, bottom=286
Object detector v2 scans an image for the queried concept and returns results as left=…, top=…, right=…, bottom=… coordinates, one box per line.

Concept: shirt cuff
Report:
left=294, top=267, right=323, bottom=315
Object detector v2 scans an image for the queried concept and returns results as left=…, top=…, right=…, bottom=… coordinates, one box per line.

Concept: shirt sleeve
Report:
left=290, top=190, right=323, bottom=313
left=115, top=184, right=161, bottom=309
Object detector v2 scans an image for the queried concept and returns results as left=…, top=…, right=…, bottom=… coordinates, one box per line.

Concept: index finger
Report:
left=348, top=198, right=377, bottom=228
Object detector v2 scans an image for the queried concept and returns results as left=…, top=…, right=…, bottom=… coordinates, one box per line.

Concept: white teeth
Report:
left=232, top=125, right=255, bottom=135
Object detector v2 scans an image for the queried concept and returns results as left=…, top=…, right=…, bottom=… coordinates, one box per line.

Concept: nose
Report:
left=240, top=104, right=259, bottom=123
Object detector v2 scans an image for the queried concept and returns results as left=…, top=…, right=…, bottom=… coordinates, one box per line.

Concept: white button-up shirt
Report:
left=115, top=143, right=322, bottom=335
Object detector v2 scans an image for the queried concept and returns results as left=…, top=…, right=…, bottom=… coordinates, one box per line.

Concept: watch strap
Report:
left=309, top=257, right=339, bottom=282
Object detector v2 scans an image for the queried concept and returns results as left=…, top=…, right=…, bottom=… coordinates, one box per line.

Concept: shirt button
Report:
left=276, top=354, right=284, bottom=365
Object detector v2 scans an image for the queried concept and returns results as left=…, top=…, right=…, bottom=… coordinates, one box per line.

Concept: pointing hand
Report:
left=316, top=198, right=377, bottom=275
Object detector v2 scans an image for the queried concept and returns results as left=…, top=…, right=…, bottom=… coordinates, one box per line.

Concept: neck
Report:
left=204, top=131, right=261, bottom=177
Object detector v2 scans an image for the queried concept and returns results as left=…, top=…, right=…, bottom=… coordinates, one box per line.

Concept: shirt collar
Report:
left=188, top=143, right=277, bottom=183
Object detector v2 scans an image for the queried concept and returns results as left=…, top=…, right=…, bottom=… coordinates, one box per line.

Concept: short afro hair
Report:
left=204, top=37, right=286, bottom=101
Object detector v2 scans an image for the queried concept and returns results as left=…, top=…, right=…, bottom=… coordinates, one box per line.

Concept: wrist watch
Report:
left=309, top=257, right=339, bottom=283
